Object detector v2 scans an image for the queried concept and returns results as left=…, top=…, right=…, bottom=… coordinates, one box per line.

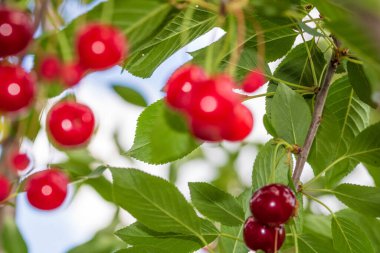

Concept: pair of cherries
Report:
left=244, top=184, right=297, bottom=253
left=165, top=65, right=255, bottom=142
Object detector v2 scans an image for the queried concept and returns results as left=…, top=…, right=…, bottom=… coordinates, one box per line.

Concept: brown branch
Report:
left=292, top=37, right=342, bottom=188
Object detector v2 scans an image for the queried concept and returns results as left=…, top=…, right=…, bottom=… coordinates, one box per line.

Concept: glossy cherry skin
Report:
left=61, top=62, right=85, bottom=87
left=221, top=104, right=254, bottom=141
left=250, top=184, right=296, bottom=226
left=0, top=65, right=36, bottom=113
left=46, top=101, right=95, bottom=148
left=25, top=169, right=69, bottom=210
left=0, top=175, right=11, bottom=202
left=189, top=75, right=240, bottom=124
left=242, top=69, right=266, bottom=93
left=10, top=152, right=30, bottom=171
left=0, top=7, right=33, bottom=57
left=243, top=216, right=285, bottom=253
left=39, top=56, right=61, bottom=81
left=165, top=65, right=207, bottom=111
left=76, top=23, right=127, bottom=71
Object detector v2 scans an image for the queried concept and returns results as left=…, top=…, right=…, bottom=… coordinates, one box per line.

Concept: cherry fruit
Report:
left=250, top=184, right=296, bottom=226
left=242, top=69, right=266, bottom=93
left=165, top=65, right=207, bottom=111
left=25, top=169, right=69, bottom=210
left=39, top=55, right=61, bottom=81
left=0, top=7, right=33, bottom=57
left=243, top=216, right=285, bottom=253
left=0, top=175, right=11, bottom=202
left=46, top=101, right=95, bottom=148
left=221, top=103, right=254, bottom=141
left=61, top=62, right=85, bottom=87
left=189, top=118, right=223, bottom=142
left=10, top=152, right=30, bottom=171
left=76, top=23, right=127, bottom=71
left=0, top=65, right=36, bottom=113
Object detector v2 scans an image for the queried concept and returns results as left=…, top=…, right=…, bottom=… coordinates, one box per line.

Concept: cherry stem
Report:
left=292, top=36, right=341, bottom=188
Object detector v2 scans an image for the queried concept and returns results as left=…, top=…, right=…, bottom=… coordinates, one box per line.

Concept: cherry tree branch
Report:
left=292, top=36, right=342, bottom=188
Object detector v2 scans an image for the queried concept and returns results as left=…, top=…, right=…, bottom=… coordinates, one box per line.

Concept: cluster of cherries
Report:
left=244, top=184, right=297, bottom=252
left=165, top=65, right=266, bottom=142
left=0, top=5, right=127, bottom=210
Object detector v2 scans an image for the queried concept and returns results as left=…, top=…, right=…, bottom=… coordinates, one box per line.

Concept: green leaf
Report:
left=303, top=214, right=332, bottom=238
left=271, top=84, right=312, bottom=145
left=111, top=168, right=202, bottom=235
left=365, top=163, right=380, bottom=187
left=114, top=246, right=169, bottom=253
left=127, top=99, right=200, bottom=164
left=1, top=217, right=28, bottom=253
left=189, top=182, right=245, bottom=226
left=346, top=122, right=380, bottom=166
left=298, top=233, right=337, bottom=253
left=333, top=184, right=380, bottom=217
left=252, top=140, right=291, bottom=190
left=125, top=7, right=217, bottom=77
left=347, top=61, right=376, bottom=108
left=115, top=220, right=217, bottom=253
left=331, top=216, right=375, bottom=253
left=112, top=85, right=147, bottom=107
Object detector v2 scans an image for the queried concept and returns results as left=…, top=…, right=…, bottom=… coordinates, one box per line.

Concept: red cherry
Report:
left=25, top=169, right=69, bottom=210
left=243, top=216, right=285, bottom=253
left=221, top=104, right=254, bottom=141
left=76, top=23, right=127, bottom=70
left=189, top=117, right=223, bottom=142
left=165, top=65, right=207, bottom=111
left=61, top=62, right=85, bottom=87
left=39, top=55, right=61, bottom=81
left=0, top=7, right=33, bottom=58
left=0, top=175, right=11, bottom=202
left=189, top=75, right=240, bottom=123
left=11, top=152, right=30, bottom=171
left=0, top=65, right=35, bottom=113
left=242, top=69, right=266, bottom=93
left=250, top=184, right=296, bottom=226
left=47, top=101, right=95, bottom=148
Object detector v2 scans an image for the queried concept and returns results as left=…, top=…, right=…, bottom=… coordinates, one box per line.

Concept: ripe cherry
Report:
left=189, top=75, right=240, bottom=124
left=47, top=101, right=95, bottom=148
left=39, top=55, right=61, bottom=81
left=10, top=152, right=30, bottom=171
left=250, top=184, right=296, bottom=226
left=25, top=169, right=69, bottom=210
left=189, top=118, right=223, bottom=142
left=0, top=175, right=11, bottom=202
left=165, top=65, right=207, bottom=111
left=0, top=65, right=36, bottom=113
left=61, top=62, right=85, bottom=87
left=0, top=7, right=33, bottom=58
left=76, top=23, right=127, bottom=71
left=243, top=216, right=285, bottom=253
left=221, top=104, right=254, bottom=141
left=242, top=69, right=266, bottom=93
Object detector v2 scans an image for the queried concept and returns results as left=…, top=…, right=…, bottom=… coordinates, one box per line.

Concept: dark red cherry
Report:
left=221, top=103, right=254, bottom=141
left=76, top=23, right=127, bottom=70
left=10, top=152, right=30, bottom=171
left=250, top=184, right=296, bottom=226
left=0, top=7, right=33, bottom=57
left=243, top=216, right=285, bottom=253
left=39, top=55, right=61, bottom=81
left=189, top=117, right=223, bottom=142
left=61, top=62, right=85, bottom=87
left=0, top=175, right=11, bottom=202
left=189, top=74, right=240, bottom=123
left=242, top=69, right=266, bottom=93
left=46, top=101, right=95, bottom=148
left=25, top=169, right=69, bottom=210
left=165, top=65, right=207, bottom=111
left=0, top=65, right=36, bottom=113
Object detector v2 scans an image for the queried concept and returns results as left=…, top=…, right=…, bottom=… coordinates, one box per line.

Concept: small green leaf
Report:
left=271, top=84, right=312, bottom=145
left=365, top=163, right=380, bottom=187
left=112, top=85, right=147, bottom=107
left=189, top=182, right=245, bottom=226
left=331, top=216, right=375, bottom=253
left=298, top=233, right=337, bottom=253
left=347, top=61, right=376, bottom=108
left=303, top=214, right=332, bottom=238
left=114, top=246, right=169, bottom=253
left=1, top=217, right=28, bottom=253
left=111, top=168, right=202, bottom=235
left=127, top=99, right=200, bottom=164
left=333, top=184, right=380, bottom=217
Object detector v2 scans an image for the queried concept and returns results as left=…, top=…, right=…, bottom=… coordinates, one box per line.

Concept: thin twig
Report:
left=292, top=36, right=341, bottom=188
